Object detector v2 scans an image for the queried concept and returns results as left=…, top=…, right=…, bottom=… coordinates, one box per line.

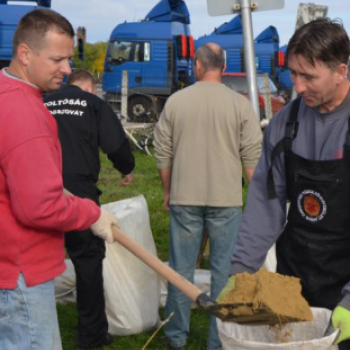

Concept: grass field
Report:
left=58, top=149, right=247, bottom=350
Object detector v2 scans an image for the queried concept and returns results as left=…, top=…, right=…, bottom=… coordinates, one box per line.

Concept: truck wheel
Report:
left=128, top=96, right=153, bottom=123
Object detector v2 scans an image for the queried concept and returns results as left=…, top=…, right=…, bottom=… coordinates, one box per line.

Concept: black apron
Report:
left=269, top=98, right=350, bottom=311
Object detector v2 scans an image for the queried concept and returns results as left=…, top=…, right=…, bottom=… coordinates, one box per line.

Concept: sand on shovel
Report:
left=218, top=269, right=313, bottom=324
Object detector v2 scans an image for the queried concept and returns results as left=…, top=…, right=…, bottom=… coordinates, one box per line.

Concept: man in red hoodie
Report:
left=0, top=9, right=118, bottom=350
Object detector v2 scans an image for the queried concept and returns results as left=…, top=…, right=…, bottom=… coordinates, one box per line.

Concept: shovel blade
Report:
left=196, top=294, right=302, bottom=324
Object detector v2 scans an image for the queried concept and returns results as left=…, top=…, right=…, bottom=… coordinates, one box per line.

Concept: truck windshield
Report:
left=257, top=76, right=278, bottom=94
left=221, top=76, right=248, bottom=94
left=222, top=75, right=278, bottom=95
left=107, top=41, right=150, bottom=64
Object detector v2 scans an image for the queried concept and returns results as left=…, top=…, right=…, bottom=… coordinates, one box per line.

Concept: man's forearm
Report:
left=159, top=168, right=172, bottom=210
left=107, top=139, right=135, bottom=175
left=159, top=168, right=172, bottom=195
left=244, top=167, right=255, bottom=183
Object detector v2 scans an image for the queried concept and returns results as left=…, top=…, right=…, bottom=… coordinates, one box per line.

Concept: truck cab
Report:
left=102, top=0, right=193, bottom=122
left=276, top=44, right=293, bottom=101
left=0, top=0, right=51, bottom=69
left=195, top=15, right=287, bottom=90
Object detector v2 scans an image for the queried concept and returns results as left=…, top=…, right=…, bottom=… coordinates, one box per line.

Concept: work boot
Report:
left=168, top=344, right=185, bottom=350
left=160, top=334, right=186, bottom=349
left=78, top=334, right=113, bottom=349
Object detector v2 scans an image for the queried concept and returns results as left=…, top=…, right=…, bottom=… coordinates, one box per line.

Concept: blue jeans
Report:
left=164, top=205, right=242, bottom=350
left=0, top=274, right=62, bottom=350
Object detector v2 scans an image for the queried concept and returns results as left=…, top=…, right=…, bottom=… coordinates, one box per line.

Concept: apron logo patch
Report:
left=297, top=190, right=327, bottom=222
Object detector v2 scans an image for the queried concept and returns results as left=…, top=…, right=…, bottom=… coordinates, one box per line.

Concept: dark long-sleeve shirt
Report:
left=44, top=85, right=135, bottom=182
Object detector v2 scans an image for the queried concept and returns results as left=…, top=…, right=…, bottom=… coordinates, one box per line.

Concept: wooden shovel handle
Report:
left=112, top=226, right=203, bottom=302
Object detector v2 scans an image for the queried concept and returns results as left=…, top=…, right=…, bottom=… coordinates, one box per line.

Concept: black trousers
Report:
left=64, top=177, right=108, bottom=348
left=340, top=340, right=350, bottom=350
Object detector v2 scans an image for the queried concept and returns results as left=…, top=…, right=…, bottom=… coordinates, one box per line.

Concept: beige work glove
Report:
left=63, top=188, right=73, bottom=196
left=91, top=208, right=119, bottom=244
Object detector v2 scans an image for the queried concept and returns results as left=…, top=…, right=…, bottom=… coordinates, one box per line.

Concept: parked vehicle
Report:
left=196, top=15, right=293, bottom=98
left=102, top=0, right=194, bottom=122
left=0, top=0, right=51, bottom=69
left=275, top=44, right=293, bottom=102
left=221, top=72, right=286, bottom=121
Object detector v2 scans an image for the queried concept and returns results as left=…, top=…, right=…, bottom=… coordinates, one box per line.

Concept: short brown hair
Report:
left=286, top=18, right=350, bottom=70
left=67, top=69, right=96, bottom=86
left=13, top=9, right=74, bottom=55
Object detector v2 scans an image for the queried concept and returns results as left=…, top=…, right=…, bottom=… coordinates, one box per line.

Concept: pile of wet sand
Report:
left=219, top=269, right=313, bottom=324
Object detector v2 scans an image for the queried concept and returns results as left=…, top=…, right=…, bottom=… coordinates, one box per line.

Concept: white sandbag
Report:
left=217, top=307, right=339, bottom=350
left=263, top=244, right=277, bottom=273
left=160, top=267, right=211, bottom=308
left=54, top=259, right=76, bottom=304
left=263, top=204, right=289, bottom=273
left=102, top=195, right=161, bottom=336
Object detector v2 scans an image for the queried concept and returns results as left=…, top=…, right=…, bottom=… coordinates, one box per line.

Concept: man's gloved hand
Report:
left=332, top=306, right=350, bottom=344
left=216, top=275, right=236, bottom=303
left=91, top=208, right=119, bottom=244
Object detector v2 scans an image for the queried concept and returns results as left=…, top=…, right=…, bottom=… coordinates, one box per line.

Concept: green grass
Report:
left=98, top=150, right=170, bottom=261
left=58, top=148, right=248, bottom=350
left=58, top=303, right=209, bottom=350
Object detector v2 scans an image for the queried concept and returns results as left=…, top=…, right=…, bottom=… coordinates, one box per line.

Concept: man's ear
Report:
left=336, top=63, right=348, bottom=82
left=87, top=81, right=96, bottom=94
left=79, top=81, right=95, bottom=94
left=17, top=43, right=32, bottom=66
left=222, top=64, right=227, bottom=73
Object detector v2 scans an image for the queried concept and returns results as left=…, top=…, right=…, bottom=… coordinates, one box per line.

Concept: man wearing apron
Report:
left=219, top=18, right=350, bottom=348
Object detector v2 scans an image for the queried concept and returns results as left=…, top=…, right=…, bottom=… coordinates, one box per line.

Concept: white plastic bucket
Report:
left=217, top=307, right=339, bottom=350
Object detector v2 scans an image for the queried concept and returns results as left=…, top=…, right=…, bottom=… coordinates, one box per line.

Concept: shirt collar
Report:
left=3, top=68, right=40, bottom=90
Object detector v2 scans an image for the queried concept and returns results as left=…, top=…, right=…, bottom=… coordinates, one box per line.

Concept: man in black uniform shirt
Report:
left=44, top=69, right=135, bottom=349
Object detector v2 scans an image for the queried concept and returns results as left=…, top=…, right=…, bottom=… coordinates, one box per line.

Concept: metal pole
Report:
left=290, top=4, right=328, bottom=101
left=262, top=73, right=272, bottom=121
left=121, top=70, right=128, bottom=124
left=240, top=0, right=260, bottom=122
left=260, top=73, right=272, bottom=129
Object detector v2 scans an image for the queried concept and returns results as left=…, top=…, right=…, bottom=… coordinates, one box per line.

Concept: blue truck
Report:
left=0, top=0, right=51, bottom=69
left=277, top=44, right=293, bottom=98
left=102, top=0, right=194, bottom=122
left=195, top=15, right=292, bottom=97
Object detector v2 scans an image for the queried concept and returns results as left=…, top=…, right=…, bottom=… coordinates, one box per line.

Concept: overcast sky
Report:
left=48, top=1, right=349, bottom=46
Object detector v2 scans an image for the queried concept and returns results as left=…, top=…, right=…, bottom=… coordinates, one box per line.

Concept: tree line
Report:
left=72, top=41, right=107, bottom=80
